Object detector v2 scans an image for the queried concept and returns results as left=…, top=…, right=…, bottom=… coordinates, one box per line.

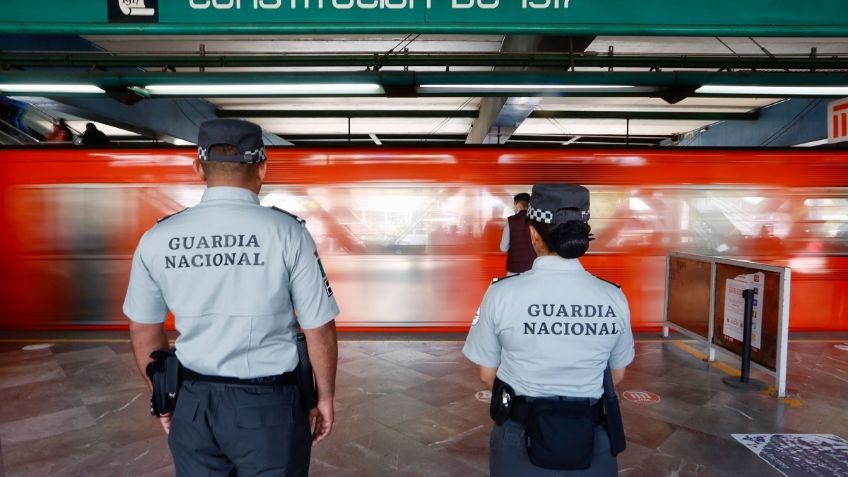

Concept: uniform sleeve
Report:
left=462, top=288, right=502, bottom=368
left=499, top=222, right=510, bottom=253
left=289, top=226, right=340, bottom=329
left=609, top=291, right=636, bottom=369
left=123, top=235, right=168, bottom=324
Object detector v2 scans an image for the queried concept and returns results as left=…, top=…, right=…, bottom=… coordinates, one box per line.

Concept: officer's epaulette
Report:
left=593, top=275, right=621, bottom=288
left=491, top=273, right=521, bottom=285
left=271, top=206, right=306, bottom=224
left=157, top=208, right=188, bottom=223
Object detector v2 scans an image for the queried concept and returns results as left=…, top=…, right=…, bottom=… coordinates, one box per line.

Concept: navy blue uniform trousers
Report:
left=168, top=380, right=311, bottom=477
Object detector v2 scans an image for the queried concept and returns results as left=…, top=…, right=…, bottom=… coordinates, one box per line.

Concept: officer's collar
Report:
left=201, top=186, right=260, bottom=204
left=531, top=255, right=585, bottom=271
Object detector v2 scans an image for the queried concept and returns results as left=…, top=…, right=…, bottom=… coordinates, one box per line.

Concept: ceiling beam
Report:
left=468, top=36, right=596, bottom=145
left=40, top=97, right=290, bottom=146
left=220, top=109, right=759, bottom=121
left=3, top=71, right=847, bottom=97
left=3, top=53, right=845, bottom=71
left=218, top=110, right=480, bottom=119
left=275, top=133, right=671, bottom=147
left=530, top=110, right=759, bottom=121
left=510, top=134, right=670, bottom=144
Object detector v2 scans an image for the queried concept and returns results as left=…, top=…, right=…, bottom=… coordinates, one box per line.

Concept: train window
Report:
left=8, top=184, right=847, bottom=260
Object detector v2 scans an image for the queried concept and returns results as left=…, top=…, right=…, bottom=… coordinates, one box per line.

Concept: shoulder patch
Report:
left=491, top=273, right=521, bottom=285
left=271, top=206, right=306, bottom=224
left=593, top=275, right=621, bottom=288
left=157, top=208, right=188, bottom=223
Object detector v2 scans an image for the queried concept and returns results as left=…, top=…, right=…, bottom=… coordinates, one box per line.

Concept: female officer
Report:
left=463, top=184, right=635, bottom=477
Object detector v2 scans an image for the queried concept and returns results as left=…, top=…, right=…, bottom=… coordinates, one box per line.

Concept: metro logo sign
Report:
left=622, top=390, right=661, bottom=404
left=829, top=98, right=848, bottom=144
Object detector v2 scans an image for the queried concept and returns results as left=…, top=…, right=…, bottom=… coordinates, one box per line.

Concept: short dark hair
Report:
left=513, top=193, right=531, bottom=206
left=529, top=210, right=593, bottom=259
left=200, top=144, right=261, bottom=178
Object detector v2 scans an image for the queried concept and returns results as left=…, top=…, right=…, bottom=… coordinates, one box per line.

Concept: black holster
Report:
left=602, top=366, right=627, bottom=455
left=146, top=348, right=182, bottom=417
left=295, top=333, right=317, bottom=413
left=490, top=377, right=515, bottom=425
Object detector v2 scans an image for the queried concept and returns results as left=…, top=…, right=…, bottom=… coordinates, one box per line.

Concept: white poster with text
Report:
left=723, top=272, right=765, bottom=350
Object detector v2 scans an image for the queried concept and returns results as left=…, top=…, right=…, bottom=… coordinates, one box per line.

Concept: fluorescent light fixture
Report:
left=698, top=85, right=848, bottom=96
left=419, top=84, right=645, bottom=93
left=368, top=133, right=382, bottom=146
left=794, top=139, right=829, bottom=147
left=144, top=84, right=384, bottom=95
left=0, top=84, right=103, bottom=94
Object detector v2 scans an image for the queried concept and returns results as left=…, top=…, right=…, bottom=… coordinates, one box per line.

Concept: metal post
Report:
left=722, top=287, right=767, bottom=391
left=740, top=289, right=754, bottom=383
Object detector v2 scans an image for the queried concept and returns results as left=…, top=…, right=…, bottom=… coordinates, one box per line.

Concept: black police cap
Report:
left=197, top=119, right=266, bottom=164
left=527, top=184, right=590, bottom=224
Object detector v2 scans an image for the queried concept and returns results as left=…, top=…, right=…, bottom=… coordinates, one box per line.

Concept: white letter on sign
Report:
left=383, top=0, right=409, bottom=8
left=211, top=0, right=240, bottom=7
left=452, top=0, right=474, bottom=8
left=190, top=0, right=211, bottom=8
left=477, top=0, right=498, bottom=8
left=256, top=0, right=282, bottom=7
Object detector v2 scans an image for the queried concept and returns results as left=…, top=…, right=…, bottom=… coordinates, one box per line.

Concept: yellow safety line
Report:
left=671, top=341, right=742, bottom=377
left=669, top=340, right=804, bottom=407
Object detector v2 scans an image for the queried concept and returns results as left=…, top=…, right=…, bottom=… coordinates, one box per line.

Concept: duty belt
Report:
left=183, top=368, right=297, bottom=387
left=509, top=396, right=603, bottom=427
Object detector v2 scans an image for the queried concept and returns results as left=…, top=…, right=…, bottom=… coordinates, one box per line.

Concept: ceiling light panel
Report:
left=418, top=84, right=650, bottom=94
left=697, top=85, right=848, bottom=96
left=0, top=84, right=103, bottom=94
left=144, top=83, right=384, bottom=96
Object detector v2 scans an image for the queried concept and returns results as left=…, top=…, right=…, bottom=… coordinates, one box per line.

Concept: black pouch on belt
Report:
left=146, top=348, right=181, bottom=417
left=524, top=398, right=600, bottom=470
left=295, top=333, right=317, bottom=413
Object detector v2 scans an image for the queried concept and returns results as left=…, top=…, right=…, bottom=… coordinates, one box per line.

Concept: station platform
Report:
left=0, top=332, right=847, bottom=477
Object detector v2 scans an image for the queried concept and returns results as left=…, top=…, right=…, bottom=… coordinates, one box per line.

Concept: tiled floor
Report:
left=0, top=334, right=847, bottom=476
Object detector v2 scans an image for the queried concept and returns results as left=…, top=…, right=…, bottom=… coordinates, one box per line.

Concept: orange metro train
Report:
left=0, top=147, right=846, bottom=332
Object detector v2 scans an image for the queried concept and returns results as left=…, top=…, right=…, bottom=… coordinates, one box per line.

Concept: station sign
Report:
left=4, top=0, right=848, bottom=35
left=828, top=98, right=848, bottom=144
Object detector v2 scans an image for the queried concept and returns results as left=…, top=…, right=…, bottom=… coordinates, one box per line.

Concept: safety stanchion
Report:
left=722, top=289, right=768, bottom=391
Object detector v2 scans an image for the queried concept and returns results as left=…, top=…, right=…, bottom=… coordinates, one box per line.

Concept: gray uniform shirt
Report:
left=463, top=256, right=635, bottom=398
left=123, top=186, right=340, bottom=379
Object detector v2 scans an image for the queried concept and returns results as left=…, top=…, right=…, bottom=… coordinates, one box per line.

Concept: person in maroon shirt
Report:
left=499, top=193, right=537, bottom=275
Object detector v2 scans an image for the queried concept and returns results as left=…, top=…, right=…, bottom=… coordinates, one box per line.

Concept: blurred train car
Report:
left=0, top=147, right=846, bottom=331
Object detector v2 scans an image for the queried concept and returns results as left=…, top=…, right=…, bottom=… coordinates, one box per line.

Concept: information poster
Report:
left=723, top=272, right=765, bottom=350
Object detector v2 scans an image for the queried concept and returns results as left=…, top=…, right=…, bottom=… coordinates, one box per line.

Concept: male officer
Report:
left=464, top=184, right=634, bottom=476
left=499, top=192, right=536, bottom=275
left=124, top=119, right=339, bottom=476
